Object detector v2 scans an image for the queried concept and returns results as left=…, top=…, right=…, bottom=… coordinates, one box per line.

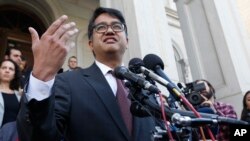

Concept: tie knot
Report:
left=108, top=70, right=127, bottom=95
left=108, top=70, right=115, bottom=76
left=108, top=70, right=121, bottom=83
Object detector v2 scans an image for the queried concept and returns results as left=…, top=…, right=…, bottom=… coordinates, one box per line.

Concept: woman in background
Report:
left=0, top=59, right=21, bottom=128
left=241, top=91, right=250, bottom=122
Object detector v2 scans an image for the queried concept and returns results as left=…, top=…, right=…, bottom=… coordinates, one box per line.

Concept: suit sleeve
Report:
left=17, top=74, right=71, bottom=141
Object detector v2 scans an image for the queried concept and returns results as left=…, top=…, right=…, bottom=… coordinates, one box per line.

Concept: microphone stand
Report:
left=126, top=82, right=192, bottom=141
left=126, top=81, right=249, bottom=141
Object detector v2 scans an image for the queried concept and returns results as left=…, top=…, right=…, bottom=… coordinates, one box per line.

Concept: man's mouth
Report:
left=104, top=37, right=117, bottom=43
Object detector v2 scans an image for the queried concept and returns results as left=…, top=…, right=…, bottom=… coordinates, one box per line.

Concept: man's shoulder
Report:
left=56, top=64, right=95, bottom=78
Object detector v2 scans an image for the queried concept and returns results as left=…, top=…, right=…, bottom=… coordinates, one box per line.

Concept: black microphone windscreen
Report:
left=128, top=58, right=144, bottom=74
left=143, top=54, right=164, bottom=70
left=113, top=66, right=127, bottom=80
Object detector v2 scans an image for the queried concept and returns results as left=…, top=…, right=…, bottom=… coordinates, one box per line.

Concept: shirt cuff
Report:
left=26, top=74, right=55, bottom=101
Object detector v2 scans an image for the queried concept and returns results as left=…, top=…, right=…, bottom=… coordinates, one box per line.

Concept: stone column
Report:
left=175, top=0, right=250, bottom=115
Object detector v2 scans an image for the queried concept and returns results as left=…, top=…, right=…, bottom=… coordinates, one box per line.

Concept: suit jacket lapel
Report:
left=80, top=63, right=131, bottom=141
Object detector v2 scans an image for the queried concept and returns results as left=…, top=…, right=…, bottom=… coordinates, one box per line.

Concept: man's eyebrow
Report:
left=95, top=21, right=121, bottom=25
left=95, top=21, right=107, bottom=25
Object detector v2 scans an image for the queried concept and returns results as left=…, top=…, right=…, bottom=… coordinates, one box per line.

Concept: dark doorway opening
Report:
left=0, top=4, right=46, bottom=69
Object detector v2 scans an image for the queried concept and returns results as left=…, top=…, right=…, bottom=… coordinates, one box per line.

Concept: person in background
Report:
left=19, top=56, right=27, bottom=73
left=17, top=7, right=158, bottom=141
left=0, top=59, right=21, bottom=128
left=66, top=56, right=79, bottom=71
left=194, top=79, right=237, bottom=141
left=240, top=90, right=250, bottom=122
left=4, top=47, right=22, bottom=67
left=5, top=47, right=30, bottom=89
left=19, top=56, right=30, bottom=89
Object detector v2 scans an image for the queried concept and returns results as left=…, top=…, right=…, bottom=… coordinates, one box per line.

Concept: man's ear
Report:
left=88, top=40, right=93, bottom=50
left=126, top=37, right=129, bottom=49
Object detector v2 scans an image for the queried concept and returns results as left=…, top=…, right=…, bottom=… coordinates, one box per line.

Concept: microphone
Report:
left=170, top=108, right=249, bottom=126
left=128, top=58, right=144, bottom=74
left=171, top=113, right=218, bottom=126
left=114, top=66, right=160, bottom=93
left=129, top=58, right=175, bottom=90
left=143, top=54, right=183, bottom=108
left=128, top=88, right=248, bottom=126
left=131, top=94, right=248, bottom=126
left=143, top=54, right=173, bottom=84
left=129, top=58, right=179, bottom=109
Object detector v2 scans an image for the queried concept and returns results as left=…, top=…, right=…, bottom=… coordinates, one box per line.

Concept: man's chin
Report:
left=106, top=51, right=120, bottom=57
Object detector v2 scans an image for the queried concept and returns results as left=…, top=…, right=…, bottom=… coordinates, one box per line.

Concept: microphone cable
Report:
left=171, top=88, right=215, bottom=141
left=158, top=91, right=174, bottom=141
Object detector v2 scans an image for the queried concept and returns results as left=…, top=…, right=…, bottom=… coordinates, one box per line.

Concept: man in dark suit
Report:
left=17, top=7, right=159, bottom=141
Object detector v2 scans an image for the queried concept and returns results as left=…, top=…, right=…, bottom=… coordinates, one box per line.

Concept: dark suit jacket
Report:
left=17, top=63, right=157, bottom=141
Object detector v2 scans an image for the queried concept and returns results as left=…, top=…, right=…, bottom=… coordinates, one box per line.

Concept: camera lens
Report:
left=192, top=95, right=199, bottom=101
left=187, top=92, right=204, bottom=106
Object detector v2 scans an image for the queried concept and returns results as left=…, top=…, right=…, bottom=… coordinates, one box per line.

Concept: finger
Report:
left=29, top=27, right=39, bottom=46
left=45, top=15, right=68, bottom=35
left=65, top=42, right=76, bottom=52
left=200, top=94, right=208, bottom=101
left=60, top=28, right=79, bottom=44
left=53, top=22, right=76, bottom=39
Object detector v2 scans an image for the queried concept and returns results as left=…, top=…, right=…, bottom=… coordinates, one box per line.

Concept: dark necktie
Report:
left=116, top=78, right=133, bottom=135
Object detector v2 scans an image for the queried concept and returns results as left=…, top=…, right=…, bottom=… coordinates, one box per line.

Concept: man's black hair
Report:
left=87, top=7, right=128, bottom=39
left=5, top=46, right=21, bottom=56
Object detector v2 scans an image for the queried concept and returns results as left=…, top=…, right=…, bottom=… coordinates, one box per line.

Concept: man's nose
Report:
left=17, top=57, right=22, bottom=63
left=106, top=26, right=115, bottom=33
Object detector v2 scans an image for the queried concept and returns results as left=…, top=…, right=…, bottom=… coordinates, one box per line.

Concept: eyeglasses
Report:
left=93, top=22, right=125, bottom=33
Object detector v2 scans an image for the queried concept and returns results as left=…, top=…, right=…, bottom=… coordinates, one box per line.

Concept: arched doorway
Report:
left=0, top=4, right=47, bottom=69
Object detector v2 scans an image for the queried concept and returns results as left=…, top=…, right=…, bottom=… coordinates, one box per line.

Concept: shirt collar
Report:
left=95, top=60, right=125, bottom=75
left=95, top=60, right=113, bottom=75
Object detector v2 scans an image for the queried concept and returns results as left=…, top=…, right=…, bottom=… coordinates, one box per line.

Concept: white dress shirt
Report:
left=95, top=60, right=117, bottom=96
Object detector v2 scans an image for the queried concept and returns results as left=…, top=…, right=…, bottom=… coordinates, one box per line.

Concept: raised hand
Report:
left=200, top=94, right=216, bottom=113
left=29, top=15, right=78, bottom=81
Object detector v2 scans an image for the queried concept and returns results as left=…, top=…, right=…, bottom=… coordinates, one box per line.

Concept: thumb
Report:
left=28, top=27, right=39, bottom=45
